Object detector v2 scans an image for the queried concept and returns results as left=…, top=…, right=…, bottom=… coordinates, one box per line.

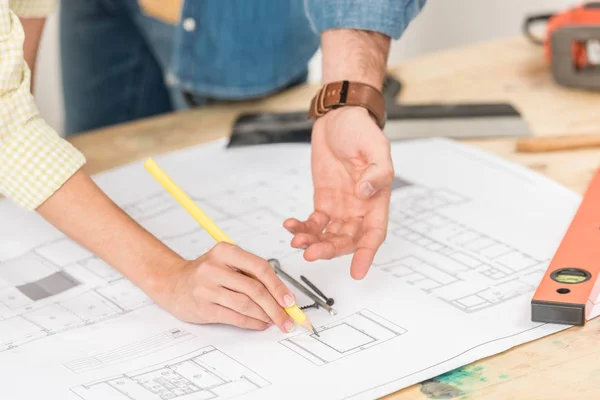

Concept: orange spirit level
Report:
left=532, top=167, right=600, bottom=325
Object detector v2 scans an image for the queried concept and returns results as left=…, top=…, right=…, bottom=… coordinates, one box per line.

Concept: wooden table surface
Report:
left=68, top=37, right=600, bottom=400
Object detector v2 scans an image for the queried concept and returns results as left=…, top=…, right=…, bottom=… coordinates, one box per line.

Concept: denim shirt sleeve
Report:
left=303, top=0, right=426, bottom=39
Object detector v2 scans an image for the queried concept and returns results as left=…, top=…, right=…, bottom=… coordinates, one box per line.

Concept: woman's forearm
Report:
left=36, top=169, right=183, bottom=295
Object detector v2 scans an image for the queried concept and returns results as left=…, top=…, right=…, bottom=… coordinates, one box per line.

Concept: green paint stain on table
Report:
left=436, top=365, right=485, bottom=387
left=499, top=374, right=509, bottom=380
left=423, top=365, right=489, bottom=399
left=437, top=368, right=471, bottom=386
left=552, top=340, right=563, bottom=345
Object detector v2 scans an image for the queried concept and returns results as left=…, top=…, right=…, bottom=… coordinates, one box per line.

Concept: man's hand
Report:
left=284, top=106, right=393, bottom=279
left=150, top=242, right=298, bottom=333
left=284, top=28, right=394, bottom=279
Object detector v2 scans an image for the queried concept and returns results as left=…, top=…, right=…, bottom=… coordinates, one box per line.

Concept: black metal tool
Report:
left=268, top=259, right=337, bottom=315
left=300, top=275, right=334, bottom=306
left=226, top=75, right=531, bottom=147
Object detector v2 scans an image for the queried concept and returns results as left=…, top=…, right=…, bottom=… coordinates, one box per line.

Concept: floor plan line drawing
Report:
left=122, top=192, right=186, bottom=222
left=0, top=278, right=153, bottom=352
left=0, top=233, right=150, bottom=352
left=426, top=213, right=544, bottom=271
left=34, top=238, right=94, bottom=268
left=64, top=329, right=195, bottom=374
left=280, top=309, right=407, bottom=366
left=71, top=346, right=270, bottom=400
left=393, top=214, right=546, bottom=276
left=392, top=228, right=512, bottom=280
left=388, top=185, right=545, bottom=275
left=377, top=255, right=461, bottom=293
left=441, top=277, right=538, bottom=313
left=78, top=257, right=123, bottom=283
left=366, top=182, right=549, bottom=314
left=0, top=252, right=81, bottom=306
left=375, top=255, right=546, bottom=314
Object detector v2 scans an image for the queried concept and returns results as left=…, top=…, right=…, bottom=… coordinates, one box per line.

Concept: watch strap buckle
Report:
left=308, top=80, right=386, bottom=129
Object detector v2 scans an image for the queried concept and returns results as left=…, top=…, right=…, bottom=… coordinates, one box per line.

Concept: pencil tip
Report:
left=313, top=328, right=320, bottom=337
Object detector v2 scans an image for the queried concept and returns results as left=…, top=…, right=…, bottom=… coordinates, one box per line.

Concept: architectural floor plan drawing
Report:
left=389, top=186, right=544, bottom=276
left=0, top=237, right=153, bottom=352
left=0, top=138, right=594, bottom=400
left=372, top=182, right=549, bottom=314
left=280, top=310, right=407, bottom=366
left=64, top=329, right=195, bottom=374
left=124, top=187, right=305, bottom=262
left=71, top=346, right=270, bottom=400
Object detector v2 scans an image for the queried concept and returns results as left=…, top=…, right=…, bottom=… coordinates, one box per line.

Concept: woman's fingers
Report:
left=216, top=288, right=272, bottom=324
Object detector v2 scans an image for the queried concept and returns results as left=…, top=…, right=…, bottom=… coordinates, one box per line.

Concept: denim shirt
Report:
left=167, top=0, right=426, bottom=100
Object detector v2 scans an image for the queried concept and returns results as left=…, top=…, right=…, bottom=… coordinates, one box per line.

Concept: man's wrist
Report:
left=318, top=106, right=378, bottom=129
left=321, top=29, right=390, bottom=90
left=309, top=80, right=386, bottom=129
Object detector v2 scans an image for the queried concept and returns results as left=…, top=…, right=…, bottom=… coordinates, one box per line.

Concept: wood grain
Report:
left=66, top=36, right=600, bottom=400
left=516, top=134, right=600, bottom=153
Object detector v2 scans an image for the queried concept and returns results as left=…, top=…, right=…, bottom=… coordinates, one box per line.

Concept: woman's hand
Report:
left=151, top=242, right=298, bottom=333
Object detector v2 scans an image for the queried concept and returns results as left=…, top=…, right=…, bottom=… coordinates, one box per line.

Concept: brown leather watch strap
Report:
left=308, top=80, right=386, bottom=129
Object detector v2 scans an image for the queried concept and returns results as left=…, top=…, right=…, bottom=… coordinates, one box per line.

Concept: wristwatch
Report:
left=307, top=80, right=386, bottom=129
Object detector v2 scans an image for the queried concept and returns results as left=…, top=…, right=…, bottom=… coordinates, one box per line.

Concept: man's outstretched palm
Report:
left=284, top=107, right=394, bottom=279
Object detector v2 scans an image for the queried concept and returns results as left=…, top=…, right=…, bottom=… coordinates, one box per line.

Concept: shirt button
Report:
left=182, top=18, right=196, bottom=32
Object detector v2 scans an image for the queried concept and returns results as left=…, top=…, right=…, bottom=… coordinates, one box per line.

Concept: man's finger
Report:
left=210, top=304, right=271, bottom=331
left=283, top=218, right=303, bottom=234
left=216, top=288, right=271, bottom=324
left=350, top=225, right=387, bottom=279
left=283, top=211, right=330, bottom=234
left=303, top=235, right=355, bottom=261
left=290, top=232, right=320, bottom=249
left=350, top=194, right=389, bottom=279
left=304, top=211, right=330, bottom=233
left=350, top=227, right=387, bottom=279
left=355, top=138, right=394, bottom=199
left=355, top=164, right=394, bottom=199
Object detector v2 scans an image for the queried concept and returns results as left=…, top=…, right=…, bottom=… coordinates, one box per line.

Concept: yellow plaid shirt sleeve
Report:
left=9, top=0, right=56, bottom=18
left=1, top=2, right=85, bottom=210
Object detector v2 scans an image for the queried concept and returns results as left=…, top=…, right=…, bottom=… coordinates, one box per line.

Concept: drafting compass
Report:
left=268, top=259, right=337, bottom=315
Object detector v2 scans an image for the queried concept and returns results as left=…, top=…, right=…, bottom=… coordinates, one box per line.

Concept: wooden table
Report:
left=68, top=37, right=600, bottom=400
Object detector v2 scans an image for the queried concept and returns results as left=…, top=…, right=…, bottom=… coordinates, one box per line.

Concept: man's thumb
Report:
left=355, top=161, right=394, bottom=200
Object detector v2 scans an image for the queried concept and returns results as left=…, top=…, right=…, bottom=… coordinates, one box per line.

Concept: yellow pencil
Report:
left=143, top=157, right=317, bottom=335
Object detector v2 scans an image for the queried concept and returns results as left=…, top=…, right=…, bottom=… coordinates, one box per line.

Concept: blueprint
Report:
left=0, top=137, right=590, bottom=399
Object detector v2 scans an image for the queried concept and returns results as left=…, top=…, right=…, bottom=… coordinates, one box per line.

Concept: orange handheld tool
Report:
left=531, top=167, right=600, bottom=325
left=524, top=2, right=600, bottom=90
